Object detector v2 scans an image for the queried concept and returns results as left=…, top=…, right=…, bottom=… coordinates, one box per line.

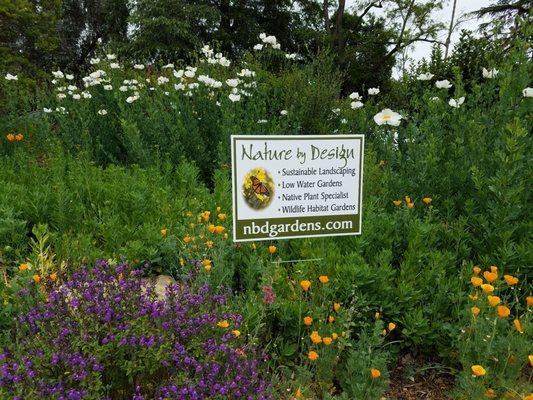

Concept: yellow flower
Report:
left=251, top=243, right=256, bottom=250
left=471, top=276, right=483, bottom=287
left=471, top=306, right=480, bottom=317
left=328, top=315, right=335, bottom=323
left=370, top=368, right=381, bottom=379
left=202, top=259, right=212, bottom=272
left=268, top=245, right=277, bottom=254
left=217, top=320, right=229, bottom=328
left=484, top=389, right=497, bottom=398
left=218, top=213, right=226, bottom=220
left=490, top=265, right=498, bottom=273
left=6, top=133, right=15, bottom=142
left=422, top=197, right=432, bottom=205
left=201, top=211, right=211, bottom=222
left=183, top=235, right=192, bottom=243
left=160, top=228, right=168, bottom=237
left=503, top=275, right=518, bottom=286
left=481, top=284, right=494, bottom=293
left=18, top=263, right=29, bottom=272
left=374, top=312, right=380, bottom=320
left=231, top=330, right=241, bottom=337
left=404, top=196, right=411, bottom=204
left=487, top=295, right=500, bottom=307
left=333, top=303, right=341, bottom=312
left=473, top=266, right=481, bottom=275
left=528, top=296, right=533, bottom=306
left=32, top=274, right=41, bottom=283
left=322, top=337, right=332, bottom=346
left=392, top=200, right=401, bottom=206
left=15, top=133, right=23, bottom=142
left=185, top=211, right=193, bottom=217
left=300, top=280, right=311, bottom=292
left=497, top=305, right=510, bottom=318
left=406, top=202, right=415, bottom=209
left=208, top=224, right=216, bottom=233
left=49, top=272, right=58, bottom=282
left=310, top=331, right=322, bottom=344
left=469, top=292, right=478, bottom=301
left=303, top=316, right=313, bottom=326
left=331, top=333, right=338, bottom=340
left=483, top=271, right=498, bottom=283
left=388, top=322, right=396, bottom=331
left=529, top=354, right=533, bottom=367
left=214, top=225, right=225, bottom=234
left=471, top=365, right=486, bottom=377
left=513, top=319, right=523, bottom=333
left=206, top=240, right=213, bottom=249
left=308, top=351, right=318, bottom=361
left=216, top=206, right=221, bottom=213
left=523, top=394, right=533, bottom=400
left=319, top=275, right=329, bottom=284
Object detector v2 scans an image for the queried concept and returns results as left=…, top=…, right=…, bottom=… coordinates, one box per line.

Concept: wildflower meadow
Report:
left=0, top=1, right=532, bottom=399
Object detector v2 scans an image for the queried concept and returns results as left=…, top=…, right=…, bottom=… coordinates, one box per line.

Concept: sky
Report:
left=346, top=0, right=493, bottom=62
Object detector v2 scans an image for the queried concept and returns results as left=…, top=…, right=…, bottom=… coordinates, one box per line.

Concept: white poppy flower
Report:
left=162, top=63, right=174, bottom=69
left=103, top=85, right=113, bottom=91
left=173, top=69, right=184, bottom=79
left=81, top=91, right=92, bottom=99
left=332, top=108, right=340, bottom=115
left=257, top=119, right=268, bottom=124
left=341, top=118, right=347, bottom=124
left=349, top=92, right=361, bottom=101
left=5, top=73, right=18, bottom=81
left=373, top=109, right=402, bottom=126
left=174, top=83, right=185, bottom=90
left=280, top=110, right=288, bottom=116
left=133, top=64, right=145, bottom=70
left=219, top=57, right=231, bottom=67
left=272, top=43, right=281, bottom=49
left=89, top=58, right=100, bottom=65
left=430, top=97, right=440, bottom=101
left=482, top=68, right=498, bottom=79
left=72, top=93, right=81, bottom=100
left=126, top=95, right=139, bottom=103
left=417, top=73, right=434, bottom=81
left=228, top=93, right=241, bottom=102
left=184, top=70, right=195, bottom=78
left=368, top=87, right=380, bottom=95
left=448, top=97, right=465, bottom=108
left=110, top=63, right=120, bottom=69
left=67, top=85, right=77, bottom=91
left=106, top=54, right=116, bottom=60
left=119, top=86, right=128, bottom=92
left=285, top=53, right=297, bottom=60
left=237, top=69, right=255, bottom=78
left=226, top=78, right=240, bottom=87
left=97, top=109, right=107, bottom=115
left=157, top=76, right=169, bottom=85
left=253, top=44, right=263, bottom=51
left=57, top=93, right=66, bottom=99
left=435, top=80, right=452, bottom=89
left=43, top=107, right=52, bottom=113
left=65, top=74, right=74, bottom=80
left=52, top=70, right=64, bottom=79
left=259, top=33, right=267, bottom=40
left=521, top=87, right=533, bottom=97
left=350, top=101, right=363, bottom=110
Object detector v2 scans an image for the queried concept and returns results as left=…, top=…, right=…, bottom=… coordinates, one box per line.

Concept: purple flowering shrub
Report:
left=0, top=260, right=271, bottom=400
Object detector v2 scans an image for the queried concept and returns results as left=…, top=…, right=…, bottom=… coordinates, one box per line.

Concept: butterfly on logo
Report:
left=250, top=175, right=270, bottom=197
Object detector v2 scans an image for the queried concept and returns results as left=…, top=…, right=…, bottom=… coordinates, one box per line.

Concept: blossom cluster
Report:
left=0, top=260, right=271, bottom=399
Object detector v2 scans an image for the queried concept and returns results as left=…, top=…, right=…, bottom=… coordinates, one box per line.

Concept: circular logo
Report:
left=242, top=168, right=275, bottom=210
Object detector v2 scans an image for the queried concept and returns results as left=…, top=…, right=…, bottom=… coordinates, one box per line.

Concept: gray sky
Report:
left=346, top=0, right=493, bottom=62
